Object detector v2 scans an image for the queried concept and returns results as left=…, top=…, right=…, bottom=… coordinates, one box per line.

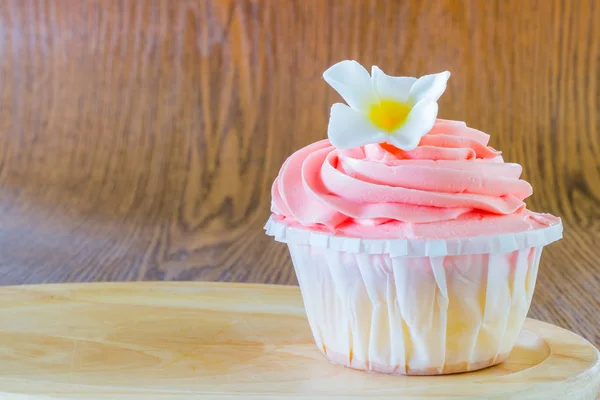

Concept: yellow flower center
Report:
left=368, top=99, right=411, bottom=132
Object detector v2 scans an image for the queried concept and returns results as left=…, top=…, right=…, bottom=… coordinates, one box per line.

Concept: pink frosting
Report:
left=271, top=119, right=560, bottom=239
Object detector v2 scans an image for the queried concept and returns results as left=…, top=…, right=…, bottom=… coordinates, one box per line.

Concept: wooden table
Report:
left=0, top=0, right=598, bottom=348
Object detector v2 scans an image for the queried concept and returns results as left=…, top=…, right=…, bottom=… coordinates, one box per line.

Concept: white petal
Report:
left=323, top=60, right=377, bottom=112
left=408, top=71, right=451, bottom=104
left=371, top=66, right=416, bottom=102
left=328, top=103, right=387, bottom=149
left=387, top=101, right=439, bottom=150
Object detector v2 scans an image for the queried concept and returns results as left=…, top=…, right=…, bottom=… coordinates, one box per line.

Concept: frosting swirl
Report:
left=271, top=119, right=558, bottom=239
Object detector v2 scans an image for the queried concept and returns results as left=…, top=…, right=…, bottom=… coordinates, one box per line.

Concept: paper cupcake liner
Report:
left=266, top=217, right=562, bottom=375
left=289, top=242, right=544, bottom=375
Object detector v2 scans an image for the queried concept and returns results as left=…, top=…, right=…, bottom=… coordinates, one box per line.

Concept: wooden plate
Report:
left=0, top=282, right=598, bottom=399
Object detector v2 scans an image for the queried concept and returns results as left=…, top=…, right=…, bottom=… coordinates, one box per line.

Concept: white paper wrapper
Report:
left=265, top=217, right=563, bottom=375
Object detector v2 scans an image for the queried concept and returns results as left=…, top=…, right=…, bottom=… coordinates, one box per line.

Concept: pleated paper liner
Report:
left=266, top=215, right=563, bottom=375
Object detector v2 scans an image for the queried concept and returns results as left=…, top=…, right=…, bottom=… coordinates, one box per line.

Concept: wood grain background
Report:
left=0, top=0, right=598, bottom=345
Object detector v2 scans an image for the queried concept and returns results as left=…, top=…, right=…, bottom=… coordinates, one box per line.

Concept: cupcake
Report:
left=265, top=60, right=562, bottom=375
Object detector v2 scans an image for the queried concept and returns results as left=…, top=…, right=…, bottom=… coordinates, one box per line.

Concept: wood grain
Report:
left=1, top=282, right=599, bottom=399
left=0, top=0, right=598, bottom=346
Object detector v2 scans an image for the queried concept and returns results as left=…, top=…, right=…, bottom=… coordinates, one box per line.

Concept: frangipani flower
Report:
left=323, top=60, right=450, bottom=150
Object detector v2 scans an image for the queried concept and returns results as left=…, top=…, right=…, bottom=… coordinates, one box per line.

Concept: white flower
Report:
left=323, top=60, right=450, bottom=150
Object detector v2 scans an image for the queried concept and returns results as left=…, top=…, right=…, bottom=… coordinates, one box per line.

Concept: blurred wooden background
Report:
left=0, top=0, right=598, bottom=344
